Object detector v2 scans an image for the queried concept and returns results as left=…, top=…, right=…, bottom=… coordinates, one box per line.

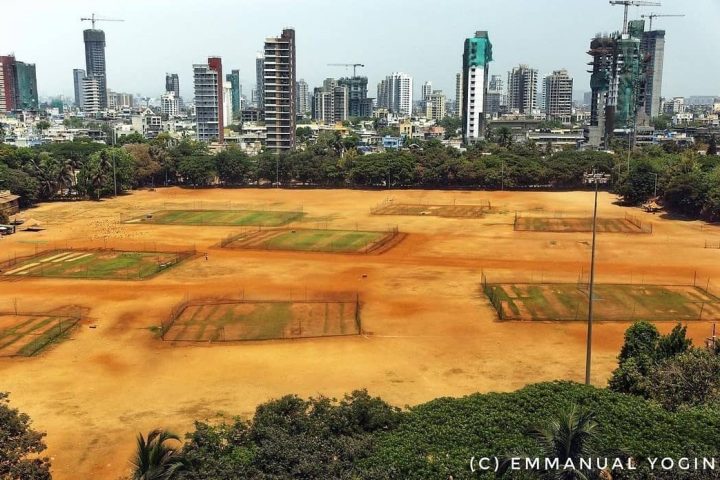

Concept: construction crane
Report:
left=640, top=12, right=685, bottom=30
left=80, top=13, right=124, bottom=30
left=327, top=63, right=365, bottom=77
left=609, top=1, right=661, bottom=34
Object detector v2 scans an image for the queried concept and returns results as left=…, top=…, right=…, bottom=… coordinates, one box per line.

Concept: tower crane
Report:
left=80, top=13, right=125, bottom=29
left=640, top=13, right=685, bottom=30
left=609, top=1, right=661, bottom=34
left=327, top=63, right=365, bottom=77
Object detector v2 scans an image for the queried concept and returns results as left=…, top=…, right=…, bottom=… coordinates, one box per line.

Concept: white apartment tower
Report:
left=543, top=69, right=573, bottom=119
left=377, top=72, right=413, bottom=117
left=193, top=56, right=224, bottom=142
left=462, top=31, right=493, bottom=142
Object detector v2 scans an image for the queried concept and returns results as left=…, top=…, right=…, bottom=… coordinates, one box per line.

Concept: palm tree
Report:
left=499, top=405, right=603, bottom=480
left=131, top=429, right=184, bottom=480
left=57, top=159, right=75, bottom=196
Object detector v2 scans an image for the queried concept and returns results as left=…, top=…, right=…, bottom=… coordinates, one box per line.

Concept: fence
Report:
left=704, top=240, right=720, bottom=249
left=513, top=211, right=652, bottom=233
left=120, top=202, right=305, bottom=224
left=219, top=225, right=402, bottom=255
left=481, top=269, right=719, bottom=322
left=160, top=292, right=362, bottom=342
left=0, top=308, right=84, bottom=357
left=371, top=198, right=492, bottom=217
left=0, top=244, right=197, bottom=280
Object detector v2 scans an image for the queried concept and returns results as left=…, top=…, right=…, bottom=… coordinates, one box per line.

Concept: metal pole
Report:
left=113, top=156, right=117, bottom=197
left=585, top=174, right=600, bottom=385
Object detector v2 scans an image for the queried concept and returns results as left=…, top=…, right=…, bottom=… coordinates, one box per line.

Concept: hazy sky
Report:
left=2, top=0, right=718, bottom=101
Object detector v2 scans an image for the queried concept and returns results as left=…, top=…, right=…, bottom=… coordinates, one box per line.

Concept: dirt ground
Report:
left=1, top=188, right=719, bottom=480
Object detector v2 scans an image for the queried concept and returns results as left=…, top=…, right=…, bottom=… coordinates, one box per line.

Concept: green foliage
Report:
left=63, top=116, right=85, bottom=129
left=362, top=382, right=720, bottom=479
left=132, top=429, right=184, bottom=480
left=296, top=126, right=313, bottom=143
left=177, top=156, right=216, bottom=187
left=215, top=147, right=253, bottom=185
left=708, top=135, right=718, bottom=156
left=647, top=349, right=720, bottom=411
left=177, top=390, right=400, bottom=480
left=117, top=132, right=147, bottom=146
left=0, top=392, right=51, bottom=480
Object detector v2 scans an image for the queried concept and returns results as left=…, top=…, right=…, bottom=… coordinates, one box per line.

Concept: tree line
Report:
left=0, top=131, right=718, bottom=220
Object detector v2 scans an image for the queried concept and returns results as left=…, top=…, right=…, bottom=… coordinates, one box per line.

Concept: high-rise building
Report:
left=461, top=31, right=493, bottom=143
left=587, top=20, right=647, bottom=147
left=263, top=28, right=296, bottom=152
left=13, top=61, right=38, bottom=111
left=160, top=92, right=179, bottom=117
left=455, top=72, right=463, bottom=116
left=338, top=76, right=372, bottom=118
left=108, top=91, right=133, bottom=110
left=0, top=56, right=18, bottom=112
left=485, top=74, right=505, bottom=115
left=377, top=72, right=413, bottom=116
left=255, top=52, right=265, bottom=108
left=223, top=81, right=233, bottom=127
left=543, top=69, right=573, bottom=119
left=73, top=69, right=86, bottom=108
left=640, top=29, right=665, bottom=119
left=193, top=56, right=224, bottom=142
left=81, top=76, right=101, bottom=114
left=226, top=69, right=241, bottom=118
left=421, top=81, right=433, bottom=101
left=311, top=78, right=348, bottom=124
left=296, top=79, right=310, bottom=116
left=83, top=29, right=108, bottom=108
left=425, top=90, right=446, bottom=120
left=165, top=73, right=180, bottom=97
left=507, top=64, right=538, bottom=114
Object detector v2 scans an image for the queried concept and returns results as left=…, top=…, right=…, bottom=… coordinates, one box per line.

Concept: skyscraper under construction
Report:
left=587, top=18, right=667, bottom=148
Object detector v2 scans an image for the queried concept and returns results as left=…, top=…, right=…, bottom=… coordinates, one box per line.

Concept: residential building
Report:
left=226, top=69, right=241, bottom=118
left=640, top=29, right=665, bottom=119
left=425, top=90, right=446, bottom=120
left=73, top=69, right=86, bottom=108
left=10, top=60, right=38, bottom=111
left=165, top=73, right=180, bottom=97
left=338, top=76, right=372, bottom=117
left=83, top=28, right=108, bottom=108
left=108, top=91, right=133, bottom=110
left=255, top=52, right=264, bottom=108
left=223, top=80, right=233, bottom=127
left=81, top=76, right=101, bottom=115
left=663, top=96, right=685, bottom=115
left=377, top=72, right=413, bottom=116
left=0, top=56, right=18, bottom=112
left=193, top=56, right=224, bottom=142
left=486, top=74, right=505, bottom=115
left=461, top=31, right=493, bottom=143
left=263, top=28, right=296, bottom=152
left=421, top=81, right=433, bottom=101
left=161, top=92, right=180, bottom=117
left=296, top=79, right=310, bottom=116
left=507, top=64, right=538, bottom=114
left=455, top=72, right=463, bottom=116
left=312, top=78, right=348, bottom=124
left=543, top=69, right=573, bottom=119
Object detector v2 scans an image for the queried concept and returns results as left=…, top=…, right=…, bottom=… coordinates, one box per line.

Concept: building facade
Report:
left=81, top=76, right=101, bottom=115
left=83, top=29, right=108, bottom=108
left=193, top=56, right=224, bottom=142
left=507, top=64, right=538, bottom=114
left=485, top=74, right=505, bottom=115
left=425, top=91, right=446, bottom=121
left=73, top=69, right=86, bottom=108
left=377, top=72, right=413, bottom=116
left=640, top=29, right=665, bottom=119
left=13, top=61, right=38, bottom=111
left=263, top=28, right=296, bottom=152
left=455, top=72, right=463, bottom=116
left=338, top=76, right=372, bottom=118
left=461, top=31, right=493, bottom=143
left=296, top=79, right=310, bottom=116
left=312, top=78, right=348, bottom=124
left=226, top=69, right=241, bottom=118
left=0, top=56, right=18, bottom=112
left=255, top=52, right=264, bottom=109
left=543, top=69, right=573, bottom=119
left=161, top=92, right=179, bottom=117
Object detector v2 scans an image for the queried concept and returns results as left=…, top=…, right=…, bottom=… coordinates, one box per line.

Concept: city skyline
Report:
left=1, top=0, right=717, bottom=101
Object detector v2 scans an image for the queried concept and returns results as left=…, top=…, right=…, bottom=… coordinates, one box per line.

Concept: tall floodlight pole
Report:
left=584, top=171, right=611, bottom=385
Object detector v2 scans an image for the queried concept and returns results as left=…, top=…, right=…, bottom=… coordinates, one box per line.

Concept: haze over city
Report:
left=2, top=0, right=718, bottom=99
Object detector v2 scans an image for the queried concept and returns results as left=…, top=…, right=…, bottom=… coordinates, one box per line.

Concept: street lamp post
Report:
left=583, top=171, right=611, bottom=385
left=651, top=173, right=658, bottom=198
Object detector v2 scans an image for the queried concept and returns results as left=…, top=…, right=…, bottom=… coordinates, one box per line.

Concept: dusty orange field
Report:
left=1, top=188, right=719, bottom=480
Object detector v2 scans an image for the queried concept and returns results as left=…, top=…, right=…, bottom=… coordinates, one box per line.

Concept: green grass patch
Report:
left=137, top=209, right=304, bottom=227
